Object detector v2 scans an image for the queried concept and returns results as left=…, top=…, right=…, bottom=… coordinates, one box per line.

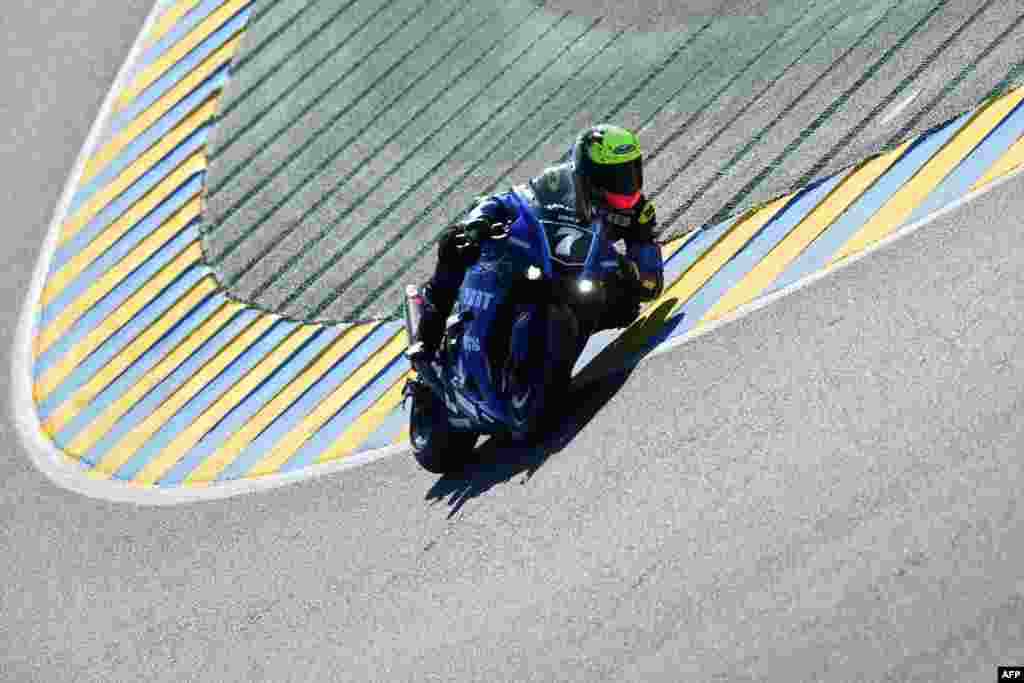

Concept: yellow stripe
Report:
left=34, top=242, right=204, bottom=403
left=65, top=297, right=243, bottom=456
left=60, top=97, right=218, bottom=248
left=661, top=196, right=791, bottom=320
left=143, top=0, right=204, bottom=49
left=244, top=330, right=408, bottom=478
left=131, top=323, right=323, bottom=485
left=91, top=313, right=279, bottom=476
left=660, top=235, right=690, bottom=260
left=42, top=153, right=206, bottom=310
left=116, top=0, right=250, bottom=111
left=35, top=197, right=202, bottom=360
left=700, top=141, right=913, bottom=323
left=42, top=277, right=220, bottom=438
left=831, top=87, right=1024, bottom=264
left=182, top=322, right=380, bottom=483
left=83, top=33, right=242, bottom=183
left=970, top=130, right=1024, bottom=192
left=315, top=371, right=411, bottom=463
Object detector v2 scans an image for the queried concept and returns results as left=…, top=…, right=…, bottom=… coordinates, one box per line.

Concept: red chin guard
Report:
left=605, top=190, right=641, bottom=210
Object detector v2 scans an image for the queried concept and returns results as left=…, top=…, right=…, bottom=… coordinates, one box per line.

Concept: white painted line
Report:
left=7, top=1, right=414, bottom=508
left=881, top=89, right=921, bottom=126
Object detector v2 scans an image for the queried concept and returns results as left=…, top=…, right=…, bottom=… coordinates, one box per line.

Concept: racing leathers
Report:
left=416, top=161, right=664, bottom=357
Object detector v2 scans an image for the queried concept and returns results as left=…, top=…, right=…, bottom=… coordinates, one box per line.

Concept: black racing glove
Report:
left=455, top=217, right=507, bottom=250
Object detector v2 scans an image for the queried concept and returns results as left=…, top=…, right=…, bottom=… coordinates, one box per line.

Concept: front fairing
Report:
left=442, top=207, right=548, bottom=431
left=439, top=196, right=620, bottom=432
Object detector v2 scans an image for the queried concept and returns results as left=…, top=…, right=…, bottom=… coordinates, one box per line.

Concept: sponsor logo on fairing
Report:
left=460, top=287, right=495, bottom=310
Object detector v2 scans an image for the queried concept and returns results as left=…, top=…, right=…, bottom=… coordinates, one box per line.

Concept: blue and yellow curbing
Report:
left=18, top=0, right=1024, bottom=499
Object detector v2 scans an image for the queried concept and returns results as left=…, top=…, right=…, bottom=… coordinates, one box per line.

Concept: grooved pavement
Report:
left=203, top=0, right=1024, bottom=321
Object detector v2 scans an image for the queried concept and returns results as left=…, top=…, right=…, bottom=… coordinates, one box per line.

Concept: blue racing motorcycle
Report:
left=402, top=193, right=634, bottom=473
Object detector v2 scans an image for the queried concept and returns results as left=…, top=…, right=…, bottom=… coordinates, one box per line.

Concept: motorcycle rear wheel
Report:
left=408, top=382, right=479, bottom=474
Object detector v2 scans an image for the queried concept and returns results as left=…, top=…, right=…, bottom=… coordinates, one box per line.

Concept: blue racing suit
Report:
left=418, top=161, right=664, bottom=351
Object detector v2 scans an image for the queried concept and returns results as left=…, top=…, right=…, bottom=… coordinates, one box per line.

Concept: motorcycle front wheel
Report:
left=408, top=381, right=478, bottom=474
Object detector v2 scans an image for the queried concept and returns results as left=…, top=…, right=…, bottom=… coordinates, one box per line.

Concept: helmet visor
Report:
left=605, top=190, right=641, bottom=209
left=588, top=156, right=643, bottom=197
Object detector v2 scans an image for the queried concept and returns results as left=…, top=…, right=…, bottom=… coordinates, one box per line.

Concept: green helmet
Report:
left=571, top=124, right=644, bottom=221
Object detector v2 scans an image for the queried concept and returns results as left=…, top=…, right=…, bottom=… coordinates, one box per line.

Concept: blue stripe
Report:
left=54, top=291, right=227, bottom=444
left=213, top=321, right=402, bottom=481
left=766, top=109, right=972, bottom=296
left=663, top=213, right=745, bottom=283
left=902, top=97, right=1024, bottom=228
left=49, top=124, right=210, bottom=275
left=106, top=3, right=251, bottom=136
left=277, top=353, right=410, bottom=474
left=70, top=67, right=228, bottom=213
left=41, top=174, right=204, bottom=330
left=35, top=226, right=199, bottom=381
left=155, top=324, right=347, bottom=486
left=112, top=318, right=304, bottom=481
left=37, top=265, right=209, bottom=421
left=356, top=399, right=410, bottom=452
left=134, top=0, right=228, bottom=73
left=77, top=307, right=260, bottom=467
left=658, top=173, right=845, bottom=343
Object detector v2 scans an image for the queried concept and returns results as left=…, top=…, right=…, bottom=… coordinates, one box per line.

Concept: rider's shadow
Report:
left=424, top=366, right=634, bottom=518
left=424, top=300, right=685, bottom=519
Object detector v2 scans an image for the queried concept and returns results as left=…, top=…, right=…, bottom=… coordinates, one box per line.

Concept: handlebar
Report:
left=454, top=219, right=509, bottom=250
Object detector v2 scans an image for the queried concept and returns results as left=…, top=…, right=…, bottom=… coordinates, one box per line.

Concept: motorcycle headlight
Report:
left=526, top=265, right=542, bottom=281
left=578, top=279, right=595, bottom=294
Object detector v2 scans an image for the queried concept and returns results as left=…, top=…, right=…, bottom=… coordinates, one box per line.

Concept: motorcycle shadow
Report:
left=424, top=366, right=635, bottom=519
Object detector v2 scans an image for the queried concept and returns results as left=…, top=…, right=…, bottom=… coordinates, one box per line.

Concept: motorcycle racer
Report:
left=410, top=124, right=664, bottom=360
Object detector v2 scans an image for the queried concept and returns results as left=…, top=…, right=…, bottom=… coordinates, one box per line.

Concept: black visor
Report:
left=584, top=156, right=643, bottom=196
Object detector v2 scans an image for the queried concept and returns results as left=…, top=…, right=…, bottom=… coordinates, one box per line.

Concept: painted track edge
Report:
left=639, top=161, right=1024, bottom=368
left=6, top=1, right=416, bottom=507
left=12, top=2, right=1024, bottom=504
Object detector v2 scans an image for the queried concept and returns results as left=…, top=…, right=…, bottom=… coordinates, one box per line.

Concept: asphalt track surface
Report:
left=4, top=2, right=1024, bottom=682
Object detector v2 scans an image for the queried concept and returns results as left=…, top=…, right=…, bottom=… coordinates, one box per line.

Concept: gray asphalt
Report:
left=202, top=0, right=1024, bottom=321
left=4, top=1, right=1024, bottom=682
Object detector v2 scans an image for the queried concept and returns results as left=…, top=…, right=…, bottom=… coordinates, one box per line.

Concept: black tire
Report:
left=409, top=384, right=479, bottom=474
left=510, top=304, right=579, bottom=439
left=540, top=304, right=580, bottom=425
